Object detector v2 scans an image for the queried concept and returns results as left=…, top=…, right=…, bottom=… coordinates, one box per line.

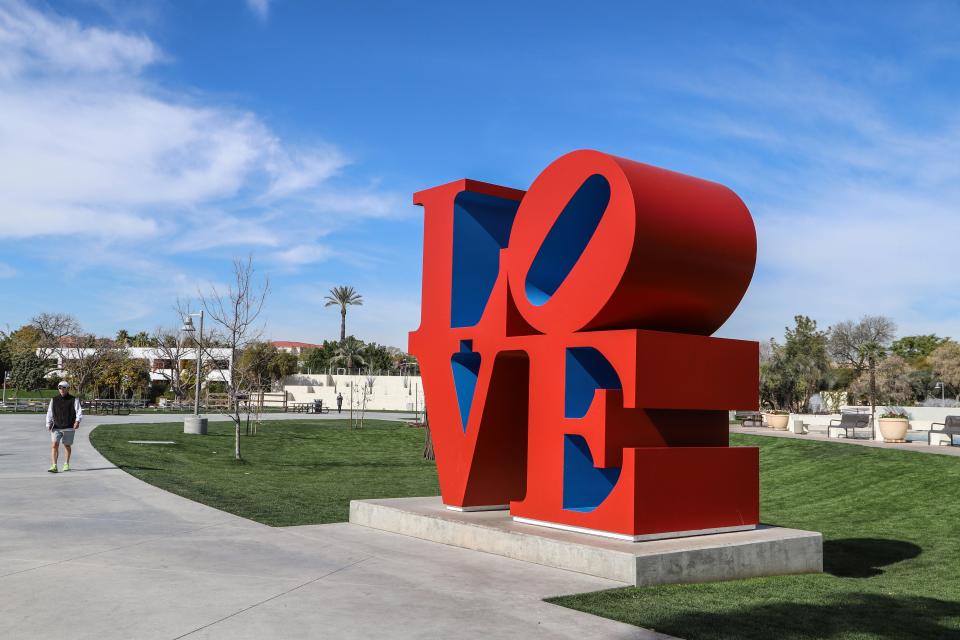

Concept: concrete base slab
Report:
left=350, top=496, right=823, bottom=586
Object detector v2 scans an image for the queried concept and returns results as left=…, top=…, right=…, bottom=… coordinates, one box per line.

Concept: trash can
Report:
left=184, top=415, right=208, bottom=435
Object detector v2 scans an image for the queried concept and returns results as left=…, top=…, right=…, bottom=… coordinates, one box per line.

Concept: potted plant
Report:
left=878, top=410, right=910, bottom=443
left=764, top=409, right=790, bottom=430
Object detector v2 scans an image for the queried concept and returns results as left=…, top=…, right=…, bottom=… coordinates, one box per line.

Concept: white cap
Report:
left=57, top=381, right=70, bottom=389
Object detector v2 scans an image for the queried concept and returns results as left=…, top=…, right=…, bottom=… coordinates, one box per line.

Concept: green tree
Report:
left=237, top=342, right=297, bottom=386
left=301, top=341, right=339, bottom=374
left=7, top=325, right=42, bottom=356
left=119, top=356, right=151, bottom=398
left=93, top=350, right=125, bottom=397
left=271, top=350, right=299, bottom=381
left=130, top=331, right=152, bottom=347
left=759, top=316, right=830, bottom=412
left=115, top=329, right=131, bottom=347
left=0, top=330, right=12, bottom=389
left=929, top=342, right=960, bottom=402
left=324, top=286, right=363, bottom=342
left=890, top=335, right=948, bottom=367
left=361, top=342, right=394, bottom=374
left=9, top=351, right=47, bottom=392
left=332, top=336, right=367, bottom=371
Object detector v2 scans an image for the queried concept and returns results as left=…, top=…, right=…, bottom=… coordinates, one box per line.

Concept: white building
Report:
left=40, top=346, right=233, bottom=385
left=272, top=341, right=323, bottom=356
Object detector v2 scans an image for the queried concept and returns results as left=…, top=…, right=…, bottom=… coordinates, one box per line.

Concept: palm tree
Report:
left=332, top=336, right=367, bottom=371
left=325, top=286, right=363, bottom=341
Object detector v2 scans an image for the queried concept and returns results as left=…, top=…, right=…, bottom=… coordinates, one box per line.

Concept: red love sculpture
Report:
left=409, top=150, right=760, bottom=540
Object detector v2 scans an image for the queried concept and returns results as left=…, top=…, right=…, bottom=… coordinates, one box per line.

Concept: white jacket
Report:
left=46, top=397, right=83, bottom=429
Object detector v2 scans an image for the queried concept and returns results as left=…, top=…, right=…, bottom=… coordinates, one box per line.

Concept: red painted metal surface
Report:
left=409, top=150, right=759, bottom=537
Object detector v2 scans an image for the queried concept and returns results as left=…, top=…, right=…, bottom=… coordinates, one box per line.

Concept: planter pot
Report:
left=878, top=418, right=909, bottom=443
left=766, top=414, right=790, bottom=430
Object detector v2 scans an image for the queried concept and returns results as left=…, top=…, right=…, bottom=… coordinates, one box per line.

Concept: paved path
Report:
left=733, top=425, right=960, bottom=457
left=0, top=414, right=666, bottom=640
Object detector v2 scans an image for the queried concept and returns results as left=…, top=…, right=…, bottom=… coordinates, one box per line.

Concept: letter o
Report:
left=506, top=150, right=757, bottom=336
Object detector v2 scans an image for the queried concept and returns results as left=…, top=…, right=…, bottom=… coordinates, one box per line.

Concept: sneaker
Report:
left=47, top=465, right=58, bottom=473
left=62, top=463, right=70, bottom=472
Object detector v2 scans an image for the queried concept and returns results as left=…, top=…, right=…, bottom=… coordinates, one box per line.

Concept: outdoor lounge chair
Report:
left=928, top=415, right=960, bottom=446
left=828, top=413, right=872, bottom=439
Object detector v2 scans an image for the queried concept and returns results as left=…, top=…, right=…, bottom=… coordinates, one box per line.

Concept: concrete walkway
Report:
left=732, top=425, right=960, bottom=457
left=0, top=413, right=667, bottom=640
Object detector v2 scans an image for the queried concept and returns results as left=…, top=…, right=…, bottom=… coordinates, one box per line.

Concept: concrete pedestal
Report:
left=350, top=496, right=822, bottom=586
left=183, top=416, right=208, bottom=435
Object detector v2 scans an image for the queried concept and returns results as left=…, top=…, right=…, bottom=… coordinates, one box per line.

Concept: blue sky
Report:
left=1, top=0, right=959, bottom=348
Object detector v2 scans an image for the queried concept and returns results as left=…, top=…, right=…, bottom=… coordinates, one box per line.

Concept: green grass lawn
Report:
left=89, top=419, right=439, bottom=526
left=549, top=434, right=960, bottom=640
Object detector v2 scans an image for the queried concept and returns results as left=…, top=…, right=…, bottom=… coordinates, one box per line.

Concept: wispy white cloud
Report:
left=0, top=0, right=159, bottom=78
left=0, top=2, right=390, bottom=255
left=273, top=244, right=333, bottom=266
left=652, top=44, right=960, bottom=341
left=246, top=0, right=271, bottom=22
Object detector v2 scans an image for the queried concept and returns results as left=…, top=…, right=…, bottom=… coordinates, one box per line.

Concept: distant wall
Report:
left=282, top=373, right=425, bottom=412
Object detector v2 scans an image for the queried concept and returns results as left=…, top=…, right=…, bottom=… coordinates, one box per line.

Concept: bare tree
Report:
left=60, top=335, right=113, bottom=397
left=150, top=327, right=192, bottom=404
left=30, top=312, right=81, bottom=374
left=30, top=313, right=113, bottom=396
left=358, top=374, right=375, bottom=429
left=829, top=315, right=896, bottom=424
left=197, top=255, right=270, bottom=461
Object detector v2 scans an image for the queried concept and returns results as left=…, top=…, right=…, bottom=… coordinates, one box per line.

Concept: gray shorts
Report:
left=51, top=429, right=75, bottom=446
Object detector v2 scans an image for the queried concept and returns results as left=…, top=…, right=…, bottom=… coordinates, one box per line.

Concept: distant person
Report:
left=46, top=381, right=82, bottom=473
left=336, top=392, right=343, bottom=414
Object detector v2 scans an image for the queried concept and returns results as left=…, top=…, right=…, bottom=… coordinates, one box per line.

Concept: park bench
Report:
left=288, top=401, right=329, bottom=414
left=828, top=413, right=872, bottom=439
left=928, top=415, right=960, bottom=447
left=733, top=411, right=763, bottom=427
left=83, top=400, right=132, bottom=416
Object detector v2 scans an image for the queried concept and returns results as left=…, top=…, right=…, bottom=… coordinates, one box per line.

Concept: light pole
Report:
left=934, top=381, right=946, bottom=405
left=181, top=311, right=207, bottom=435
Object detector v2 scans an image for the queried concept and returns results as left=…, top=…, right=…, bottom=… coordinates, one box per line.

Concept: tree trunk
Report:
left=422, top=409, right=434, bottom=461
left=340, top=308, right=346, bottom=342
left=869, top=357, right=877, bottom=439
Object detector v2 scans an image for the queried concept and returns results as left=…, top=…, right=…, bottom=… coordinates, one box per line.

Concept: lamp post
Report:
left=934, top=381, right=946, bottom=405
left=181, top=311, right=207, bottom=435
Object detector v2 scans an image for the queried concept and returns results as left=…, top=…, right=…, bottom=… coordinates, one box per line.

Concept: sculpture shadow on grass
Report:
left=823, top=538, right=922, bottom=578
left=653, top=594, right=960, bottom=640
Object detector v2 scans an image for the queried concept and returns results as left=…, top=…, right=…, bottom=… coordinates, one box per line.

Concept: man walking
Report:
left=46, top=381, right=82, bottom=473
left=336, top=392, right=343, bottom=414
